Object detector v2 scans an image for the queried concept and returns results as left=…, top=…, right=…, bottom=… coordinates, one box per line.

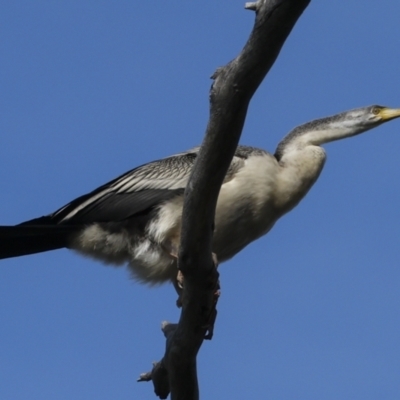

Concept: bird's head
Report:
left=341, top=105, right=400, bottom=131
left=300, top=105, right=400, bottom=140
left=306, top=104, right=400, bottom=142
left=275, top=105, right=400, bottom=159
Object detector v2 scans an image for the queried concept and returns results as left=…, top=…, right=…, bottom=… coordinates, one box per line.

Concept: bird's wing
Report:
left=47, top=148, right=247, bottom=225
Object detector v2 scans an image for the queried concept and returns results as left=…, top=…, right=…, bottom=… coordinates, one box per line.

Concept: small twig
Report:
left=161, top=321, right=178, bottom=338
left=138, top=360, right=170, bottom=399
left=245, top=2, right=258, bottom=11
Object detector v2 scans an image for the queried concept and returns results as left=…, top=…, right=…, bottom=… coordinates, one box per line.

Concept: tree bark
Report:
left=139, top=1, right=311, bottom=398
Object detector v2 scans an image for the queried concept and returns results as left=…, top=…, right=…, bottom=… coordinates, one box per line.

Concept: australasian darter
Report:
left=1, top=105, right=399, bottom=284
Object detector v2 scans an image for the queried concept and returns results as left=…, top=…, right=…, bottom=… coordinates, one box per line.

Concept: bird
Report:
left=1, top=105, right=399, bottom=286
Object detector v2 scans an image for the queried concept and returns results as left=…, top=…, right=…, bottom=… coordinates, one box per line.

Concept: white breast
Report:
left=213, top=153, right=280, bottom=260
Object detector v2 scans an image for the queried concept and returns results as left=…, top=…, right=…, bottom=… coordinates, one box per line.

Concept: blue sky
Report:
left=1, top=1, right=400, bottom=399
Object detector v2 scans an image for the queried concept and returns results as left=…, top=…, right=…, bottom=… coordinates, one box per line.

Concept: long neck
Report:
left=275, top=118, right=374, bottom=161
left=273, top=143, right=326, bottom=214
left=272, top=110, right=383, bottom=214
left=272, top=120, right=346, bottom=213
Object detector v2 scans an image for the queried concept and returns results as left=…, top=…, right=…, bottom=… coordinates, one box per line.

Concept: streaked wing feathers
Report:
left=52, top=152, right=198, bottom=223
left=49, top=146, right=252, bottom=224
left=59, top=189, right=184, bottom=223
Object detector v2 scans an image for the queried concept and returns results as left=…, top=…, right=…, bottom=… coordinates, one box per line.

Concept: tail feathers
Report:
left=0, top=219, right=80, bottom=260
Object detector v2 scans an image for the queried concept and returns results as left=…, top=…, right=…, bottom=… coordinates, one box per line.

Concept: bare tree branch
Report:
left=140, top=1, right=311, bottom=398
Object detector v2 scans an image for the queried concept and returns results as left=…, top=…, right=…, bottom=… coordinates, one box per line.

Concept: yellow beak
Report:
left=380, top=107, right=400, bottom=121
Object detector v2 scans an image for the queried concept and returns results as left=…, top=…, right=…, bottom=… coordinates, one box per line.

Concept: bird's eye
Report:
left=372, top=106, right=382, bottom=115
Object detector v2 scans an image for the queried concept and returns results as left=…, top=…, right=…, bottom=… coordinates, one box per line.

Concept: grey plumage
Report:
left=274, top=105, right=384, bottom=160
left=1, top=105, right=400, bottom=284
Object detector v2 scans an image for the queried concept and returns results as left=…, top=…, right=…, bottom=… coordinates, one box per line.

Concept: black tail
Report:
left=0, top=216, right=80, bottom=260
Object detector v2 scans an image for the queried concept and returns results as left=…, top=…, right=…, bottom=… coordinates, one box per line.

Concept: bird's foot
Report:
left=173, top=270, right=185, bottom=308
left=173, top=252, right=219, bottom=307
left=173, top=253, right=220, bottom=339
left=205, top=253, right=220, bottom=339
